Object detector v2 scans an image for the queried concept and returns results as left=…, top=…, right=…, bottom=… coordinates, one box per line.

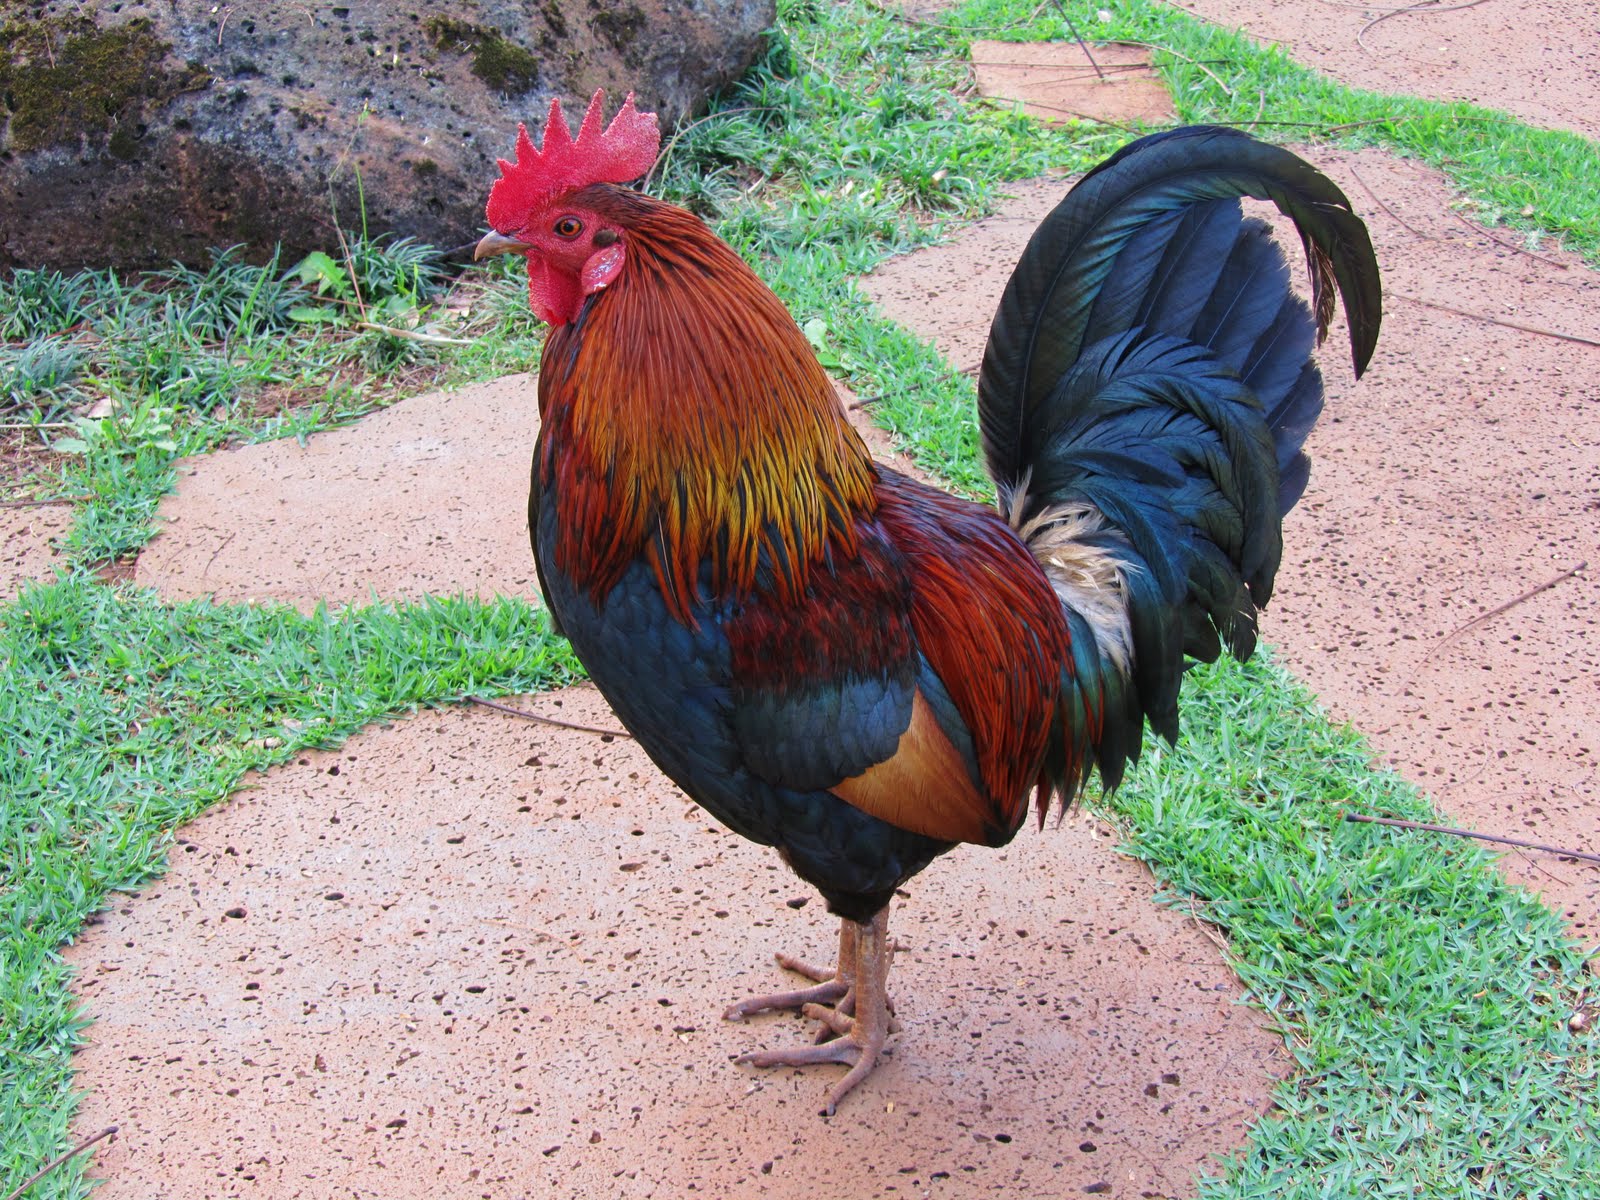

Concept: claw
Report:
left=773, top=951, right=836, bottom=983
left=723, top=976, right=847, bottom=1022
left=723, top=921, right=858, bottom=1021
left=730, top=909, right=895, bottom=1114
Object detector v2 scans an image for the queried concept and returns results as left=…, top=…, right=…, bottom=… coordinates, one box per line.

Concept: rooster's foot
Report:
left=722, top=973, right=851, bottom=1022
left=730, top=909, right=895, bottom=1114
left=722, top=919, right=860, bottom=1022
left=738, top=1009, right=887, bottom=1114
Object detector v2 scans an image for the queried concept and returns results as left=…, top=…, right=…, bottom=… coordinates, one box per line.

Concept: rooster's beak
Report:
left=474, top=230, right=532, bottom=260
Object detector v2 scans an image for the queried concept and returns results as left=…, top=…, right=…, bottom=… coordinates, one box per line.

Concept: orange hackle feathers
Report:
left=485, top=90, right=660, bottom=233
left=534, top=193, right=878, bottom=624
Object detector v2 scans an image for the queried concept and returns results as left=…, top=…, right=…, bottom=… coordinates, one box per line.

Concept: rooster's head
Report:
left=476, top=90, right=660, bottom=325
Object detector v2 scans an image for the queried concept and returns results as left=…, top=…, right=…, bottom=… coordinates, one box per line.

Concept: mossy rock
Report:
left=423, top=16, right=541, bottom=95
left=0, top=16, right=210, bottom=156
left=0, top=2, right=775, bottom=272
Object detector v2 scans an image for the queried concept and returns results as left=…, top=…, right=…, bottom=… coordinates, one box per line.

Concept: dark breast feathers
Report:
left=531, top=461, right=1071, bottom=920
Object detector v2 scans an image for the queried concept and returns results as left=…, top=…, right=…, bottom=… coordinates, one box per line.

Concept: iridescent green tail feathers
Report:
left=978, top=125, right=1382, bottom=799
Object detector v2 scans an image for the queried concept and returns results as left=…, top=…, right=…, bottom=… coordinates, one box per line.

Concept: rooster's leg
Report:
left=734, top=908, right=894, bottom=1114
left=722, top=919, right=857, bottom=1020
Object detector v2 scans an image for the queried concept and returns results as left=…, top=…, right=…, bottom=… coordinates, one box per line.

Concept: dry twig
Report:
left=1116, top=40, right=1236, bottom=99
left=1050, top=0, right=1106, bottom=80
left=469, top=694, right=633, bottom=739
left=2, top=1127, right=118, bottom=1200
left=1444, top=206, right=1570, bottom=270
left=1415, top=561, right=1587, bottom=666
left=1392, top=294, right=1600, bottom=348
left=0, top=495, right=87, bottom=508
left=1345, top=812, right=1600, bottom=866
left=354, top=322, right=476, bottom=347
left=1357, top=0, right=1493, bottom=55
left=1347, top=165, right=1431, bottom=241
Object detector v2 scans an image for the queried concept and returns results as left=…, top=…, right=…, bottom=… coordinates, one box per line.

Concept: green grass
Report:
left=0, top=239, right=546, bottom=564
left=1, top=579, right=579, bottom=1184
left=2, top=0, right=1596, bottom=1196
left=1117, top=656, right=1596, bottom=1196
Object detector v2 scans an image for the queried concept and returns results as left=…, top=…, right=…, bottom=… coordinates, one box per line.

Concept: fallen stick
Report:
left=1346, top=165, right=1431, bottom=242
left=469, top=694, right=633, bottom=739
left=1344, top=812, right=1600, bottom=866
left=2, top=1127, right=118, bottom=1200
left=1444, top=206, right=1569, bottom=270
left=1419, top=561, right=1587, bottom=665
left=0, top=496, right=88, bottom=508
left=355, top=321, right=476, bottom=347
left=1357, top=0, right=1492, bottom=55
left=1391, top=294, right=1600, bottom=349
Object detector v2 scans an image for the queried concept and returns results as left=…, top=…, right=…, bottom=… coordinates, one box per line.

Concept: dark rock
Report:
left=0, top=1, right=775, bottom=272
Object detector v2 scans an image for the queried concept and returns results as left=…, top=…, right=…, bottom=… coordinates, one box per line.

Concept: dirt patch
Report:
left=863, top=149, right=1599, bottom=944
left=67, top=692, right=1279, bottom=1199
left=0, top=435, right=71, bottom=591
left=1171, top=0, right=1600, bottom=142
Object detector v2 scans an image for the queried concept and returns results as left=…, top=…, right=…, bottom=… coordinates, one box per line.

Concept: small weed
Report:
left=0, top=268, right=97, bottom=341
left=149, top=246, right=307, bottom=343
left=290, top=233, right=444, bottom=328
left=1, top=337, right=88, bottom=424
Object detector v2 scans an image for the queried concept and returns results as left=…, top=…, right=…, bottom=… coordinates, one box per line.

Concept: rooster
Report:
left=474, top=92, right=1380, bottom=1114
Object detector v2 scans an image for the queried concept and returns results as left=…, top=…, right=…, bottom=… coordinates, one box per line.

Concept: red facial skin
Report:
left=499, top=204, right=630, bottom=326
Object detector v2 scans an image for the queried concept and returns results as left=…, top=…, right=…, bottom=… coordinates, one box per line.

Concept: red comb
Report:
left=486, top=90, right=660, bottom=230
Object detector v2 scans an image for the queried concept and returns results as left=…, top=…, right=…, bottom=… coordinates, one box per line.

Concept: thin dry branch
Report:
left=1357, top=0, right=1493, bottom=55
left=1392, top=294, right=1600, bottom=348
left=469, top=694, right=633, bottom=739
left=1346, top=165, right=1431, bottom=241
left=1444, top=206, right=1570, bottom=270
left=331, top=220, right=370, bottom=326
left=1050, top=0, right=1106, bottom=80
left=1345, top=812, right=1600, bottom=866
left=1417, top=561, right=1587, bottom=666
left=0, top=495, right=88, bottom=508
left=2, top=1127, right=119, bottom=1200
left=354, top=321, right=476, bottom=347
left=1115, top=40, right=1236, bottom=99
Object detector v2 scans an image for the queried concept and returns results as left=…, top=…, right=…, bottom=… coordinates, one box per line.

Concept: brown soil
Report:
left=50, top=7, right=1600, bottom=1197
left=0, top=433, right=71, bottom=590
left=971, top=40, right=1175, bottom=127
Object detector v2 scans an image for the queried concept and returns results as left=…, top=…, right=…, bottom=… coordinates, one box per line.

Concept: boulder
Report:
left=0, top=1, right=774, bottom=272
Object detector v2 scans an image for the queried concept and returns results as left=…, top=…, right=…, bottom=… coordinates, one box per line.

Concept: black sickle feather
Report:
left=978, top=125, right=1381, bottom=491
left=979, top=125, right=1382, bottom=799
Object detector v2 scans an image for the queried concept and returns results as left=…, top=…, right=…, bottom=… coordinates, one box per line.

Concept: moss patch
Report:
left=423, top=16, right=540, bottom=96
left=0, top=16, right=211, bottom=155
left=590, top=3, right=646, bottom=58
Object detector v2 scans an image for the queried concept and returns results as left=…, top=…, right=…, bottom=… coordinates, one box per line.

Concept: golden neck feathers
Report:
left=536, top=191, right=877, bottom=621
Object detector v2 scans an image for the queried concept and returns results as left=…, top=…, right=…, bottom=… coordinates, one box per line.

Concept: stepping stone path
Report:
left=48, top=4, right=1598, bottom=1195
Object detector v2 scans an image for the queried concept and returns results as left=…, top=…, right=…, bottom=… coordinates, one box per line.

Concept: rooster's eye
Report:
left=554, top=216, right=584, bottom=239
